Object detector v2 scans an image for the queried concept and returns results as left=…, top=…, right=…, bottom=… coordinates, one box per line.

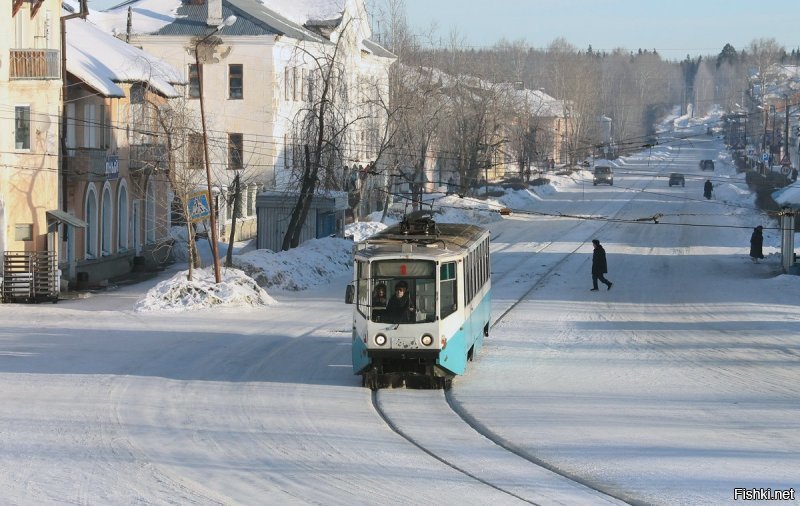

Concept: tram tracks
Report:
left=370, top=234, right=635, bottom=504
left=368, top=163, right=672, bottom=504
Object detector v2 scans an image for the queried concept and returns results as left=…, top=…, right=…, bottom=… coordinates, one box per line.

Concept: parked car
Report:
left=669, top=173, right=685, bottom=187
left=699, top=159, right=715, bottom=171
left=593, top=165, right=613, bottom=185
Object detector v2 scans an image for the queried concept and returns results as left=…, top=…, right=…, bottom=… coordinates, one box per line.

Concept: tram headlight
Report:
left=374, top=334, right=387, bottom=346
left=421, top=334, right=433, bottom=346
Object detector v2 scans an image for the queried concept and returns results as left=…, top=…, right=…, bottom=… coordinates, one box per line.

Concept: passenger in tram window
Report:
left=373, top=283, right=387, bottom=307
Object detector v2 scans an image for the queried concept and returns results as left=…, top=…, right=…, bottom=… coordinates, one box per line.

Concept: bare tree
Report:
left=281, top=20, right=371, bottom=250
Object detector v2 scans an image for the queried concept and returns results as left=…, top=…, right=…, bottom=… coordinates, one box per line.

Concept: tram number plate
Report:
left=392, top=337, right=418, bottom=349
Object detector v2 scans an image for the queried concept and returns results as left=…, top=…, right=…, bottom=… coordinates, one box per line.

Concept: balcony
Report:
left=129, top=143, right=168, bottom=172
left=65, top=148, right=117, bottom=182
left=9, top=49, right=60, bottom=80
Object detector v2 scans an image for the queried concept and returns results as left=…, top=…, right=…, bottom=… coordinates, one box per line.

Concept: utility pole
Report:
left=784, top=96, right=790, bottom=165
left=194, top=14, right=237, bottom=283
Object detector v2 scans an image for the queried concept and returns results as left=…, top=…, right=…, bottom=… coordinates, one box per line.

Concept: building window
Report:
left=85, top=185, right=98, bottom=258
left=293, top=67, right=299, bottom=101
left=228, top=133, right=243, bottom=170
left=117, top=182, right=129, bottom=251
left=101, top=185, right=113, bottom=256
left=188, top=133, right=204, bottom=170
left=83, top=103, right=97, bottom=148
left=15, top=106, right=30, bottom=150
left=229, top=64, right=243, bottom=99
left=189, top=64, right=201, bottom=99
left=100, top=104, right=111, bottom=149
left=14, top=224, right=33, bottom=241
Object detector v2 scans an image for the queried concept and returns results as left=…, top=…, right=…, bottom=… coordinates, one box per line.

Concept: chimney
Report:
left=207, top=0, right=223, bottom=27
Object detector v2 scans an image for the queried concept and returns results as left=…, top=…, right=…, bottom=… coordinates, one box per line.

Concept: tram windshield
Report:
left=370, top=260, right=436, bottom=324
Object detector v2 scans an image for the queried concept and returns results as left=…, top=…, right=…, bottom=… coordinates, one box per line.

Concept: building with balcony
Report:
left=62, top=6, right=184, bottom=285
left=1, top=0, right=63, bottom=278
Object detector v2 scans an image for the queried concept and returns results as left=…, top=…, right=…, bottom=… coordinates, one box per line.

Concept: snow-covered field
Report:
left=1, top=114, right=798, bottom=504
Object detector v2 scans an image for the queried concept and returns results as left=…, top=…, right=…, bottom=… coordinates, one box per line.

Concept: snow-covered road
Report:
left=1, top=125, right=798, bottom=505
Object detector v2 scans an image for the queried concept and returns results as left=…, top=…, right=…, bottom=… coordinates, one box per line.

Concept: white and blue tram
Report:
left=345, top=213, right=491, bottom=389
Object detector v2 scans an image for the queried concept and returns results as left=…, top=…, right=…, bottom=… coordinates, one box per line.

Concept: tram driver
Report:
left=384, top=280, right=415, bottom=323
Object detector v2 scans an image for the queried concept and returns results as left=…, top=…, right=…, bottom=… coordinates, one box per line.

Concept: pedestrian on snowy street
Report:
left=590, top=239, right=613, bottom=291
left=750, top=225, right=765, bottom=263
left=703, top=179, right=713, bottom=199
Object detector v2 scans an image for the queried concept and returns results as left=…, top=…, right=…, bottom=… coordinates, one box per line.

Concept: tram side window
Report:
left=484, top=238, right=490, bottom=281
left=440, top=262, right=457, bottom=319
left=415, top=278, right=436, bottom=323
left=356, top=261, right=369, bottom=317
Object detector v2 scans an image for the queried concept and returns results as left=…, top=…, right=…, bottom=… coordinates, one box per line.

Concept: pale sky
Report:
left=86, top=0, right=799, bottom=60
left=395, top=0, right=800, bottom=60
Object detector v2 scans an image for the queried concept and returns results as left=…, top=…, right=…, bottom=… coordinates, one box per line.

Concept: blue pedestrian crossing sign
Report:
left=187, top=191, right=211, bottom=223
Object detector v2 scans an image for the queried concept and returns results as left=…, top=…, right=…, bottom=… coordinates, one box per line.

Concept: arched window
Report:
left=101, top=183, right=113, bottom=256
left=117, top=181, right=129, bottom=251
left=145, top=179, right=156, bottom=244
left=85, top=184, right=98, bottom=258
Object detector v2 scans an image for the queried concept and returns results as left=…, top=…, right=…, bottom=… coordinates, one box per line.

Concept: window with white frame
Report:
left=15, top=105, right=31, bottom=150
left=83, top=103, right=97, bottom=148
left=117, top=182, right=129, bottom=251
left=85, top=184, right=98, bottom=258
left=101, top=184, right=113, bottom=255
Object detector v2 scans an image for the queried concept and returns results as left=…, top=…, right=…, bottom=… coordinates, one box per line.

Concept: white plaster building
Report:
left=93, top=0, right=394, bottom=242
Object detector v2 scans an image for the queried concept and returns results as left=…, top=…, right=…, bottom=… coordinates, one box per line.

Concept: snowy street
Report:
left=1, top=119, right=799, bottom=505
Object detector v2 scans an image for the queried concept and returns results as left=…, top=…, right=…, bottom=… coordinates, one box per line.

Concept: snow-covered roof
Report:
left=499, top=84, right=565, bottom=118
left=65, top=11, right=184, bottom=97
left=265, top=0, right=345, bottom=26
left=92, top=0, right=366, bottom=47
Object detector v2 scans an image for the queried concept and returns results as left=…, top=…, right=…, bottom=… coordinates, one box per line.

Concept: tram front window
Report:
left=370, top=260, right=436, bottom=324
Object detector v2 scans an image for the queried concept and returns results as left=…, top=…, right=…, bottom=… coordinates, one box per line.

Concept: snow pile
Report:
left=346, top=220, right=389, bottom=242
left=233, top=237, right=353, bottom=291
left=428, top=195, right=505, bottom=224
left=135, top=267, right=277, bottom=312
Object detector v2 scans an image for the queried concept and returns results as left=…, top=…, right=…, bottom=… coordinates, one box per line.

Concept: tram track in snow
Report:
left=369, top=236, right=632, bottom=504
left=368, top=162, right=675, bottom=504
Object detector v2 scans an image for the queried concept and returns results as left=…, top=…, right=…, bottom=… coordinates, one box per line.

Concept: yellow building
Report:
left=1, top=0, right=64, bottom=299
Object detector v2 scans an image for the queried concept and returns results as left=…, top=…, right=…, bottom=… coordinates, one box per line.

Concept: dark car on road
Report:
left=669, top=173, right=685, bottom=187
left=593, top=166, right=613, bottom=186
left=699, top=159, right=715, bottom=171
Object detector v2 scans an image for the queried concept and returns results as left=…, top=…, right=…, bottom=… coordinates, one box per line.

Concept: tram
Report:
left=345, top=212, right=491, bottom=389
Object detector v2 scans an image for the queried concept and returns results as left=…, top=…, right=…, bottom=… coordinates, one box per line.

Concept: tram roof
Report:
left=355, top=222, right=488, bottom=259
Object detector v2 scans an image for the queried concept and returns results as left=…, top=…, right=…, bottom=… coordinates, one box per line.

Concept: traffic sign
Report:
left=761, top=153, right=769, bottom=162
left=187, top=191, right=211, bottom=223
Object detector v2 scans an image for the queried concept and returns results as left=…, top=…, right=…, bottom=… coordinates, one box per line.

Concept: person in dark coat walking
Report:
left=750, top=225, right=764, bottom=263
left=590, top=239, right=613, bottom=291
left=703, top=179, right=713, bottom=199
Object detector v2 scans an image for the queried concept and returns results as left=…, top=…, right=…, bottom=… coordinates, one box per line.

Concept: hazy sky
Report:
left=86, top=0, right=799, bottom=60
left=395, top=0, right=799, bottom=60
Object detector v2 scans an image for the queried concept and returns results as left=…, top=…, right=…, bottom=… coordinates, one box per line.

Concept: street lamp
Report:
left=194, top=14, right=236, bottom=283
